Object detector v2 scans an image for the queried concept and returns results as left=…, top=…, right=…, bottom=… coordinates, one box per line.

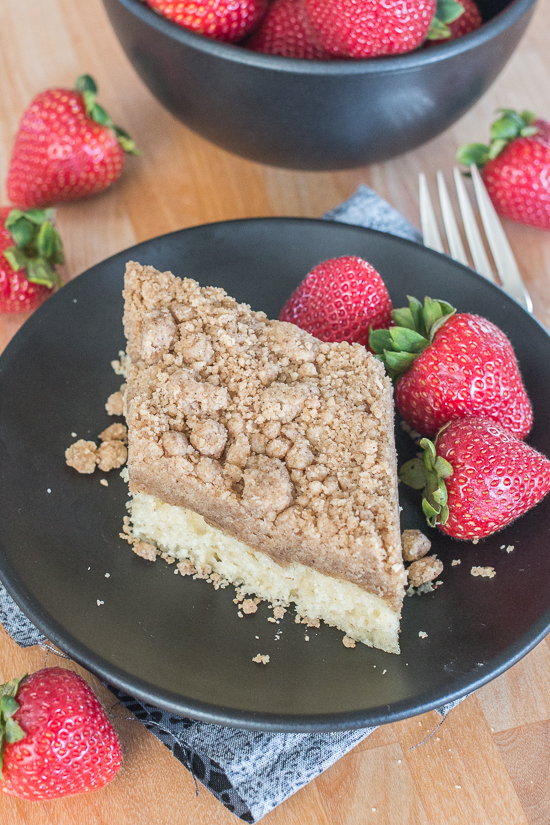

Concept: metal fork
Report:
left=419, top=165, right=533, bottom=313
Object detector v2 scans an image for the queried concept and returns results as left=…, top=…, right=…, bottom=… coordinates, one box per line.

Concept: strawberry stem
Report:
left=457, top=109, right=540, bottom=170
left=75, top=74, right=140, bottom=156
left=399, top=438, right=454, bottom=528
left=0, top=676, right=26, bottom=780
left=426, top=0, right=464, bottom=40
left=3, top=209, right=64, bottom=289
left=369, top=296, right=455, bottom=379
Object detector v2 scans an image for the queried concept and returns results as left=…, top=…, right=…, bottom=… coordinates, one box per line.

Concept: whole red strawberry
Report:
left=279, top=255, right=393, bottom=347
left=247, top=0, right=331, bottom=59
left=369, top=296, right=532, bottom=439
left=457, top=109, right=550, bottom=230
left=302, top=0, right=440, bottom=58
left=427, top=0, right=481, bottom=43
left=145, top=0, right=267, bottom=42
left=400, top=417, right=550, bottom=539
left=7, top=75, right=138, bottom=210
left=0, top=206, right=63, bottom=313
left=0, top=667, right=122, bottom=800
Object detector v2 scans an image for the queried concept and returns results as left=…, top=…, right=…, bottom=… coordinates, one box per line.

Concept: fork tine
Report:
left=437, top=171, right=469, bottom=267
left=452, top=167, right=496, bottom=283
left=470, top=164, right=533, bottom=312
left=419, top=172, right=444, bottom=254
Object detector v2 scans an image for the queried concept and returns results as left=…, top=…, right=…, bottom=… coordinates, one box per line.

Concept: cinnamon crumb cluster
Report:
left=471, top=566, right=496, bottom=578
left=65, top=423, right=128, bottom=474
left=401, top=529, right=444, bottom=592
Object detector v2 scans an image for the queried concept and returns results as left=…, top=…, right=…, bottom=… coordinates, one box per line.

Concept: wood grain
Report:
left=1, top=1, right=550, bottom=822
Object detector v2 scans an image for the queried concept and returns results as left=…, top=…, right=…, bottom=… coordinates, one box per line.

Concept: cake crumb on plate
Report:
left=65, top=440, right=98, bottom=474
left=471, top=566, right=496, bottom=578
left=252, top=654, right=270, bottom=665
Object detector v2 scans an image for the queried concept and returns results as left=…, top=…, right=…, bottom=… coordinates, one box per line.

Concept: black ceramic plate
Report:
left=1, top=218, right=549, bottom=732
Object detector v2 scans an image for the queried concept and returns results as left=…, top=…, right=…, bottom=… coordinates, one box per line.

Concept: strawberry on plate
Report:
left=7, top=75, right=138, bottom=210
left=369, top=296, right=533, bottom=439
left=0, top=667, right=122, bottom=800
left=279, top=255, right=392, bottom=347
left=457, top=109, right=550, bottom=230
left=0, top=206, right=63, bottom=314
left=302, top=0, right=464, bottom=59
left=400, top=416, right=550, bottom=539
left=145, top=0, right=267, bottom=43
left=247, top=0, right=331, bottom=59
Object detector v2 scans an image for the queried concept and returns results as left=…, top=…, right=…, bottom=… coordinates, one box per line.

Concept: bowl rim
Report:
left=108, top=0, right=538, bottom=75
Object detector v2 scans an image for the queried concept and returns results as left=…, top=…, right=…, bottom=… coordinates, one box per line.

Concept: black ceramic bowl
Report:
left=102, top=0, right=537, bottom=170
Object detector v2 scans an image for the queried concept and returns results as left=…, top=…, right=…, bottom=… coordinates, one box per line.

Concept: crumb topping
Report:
left=97, top=440, right=128, bottom=472
left=471, top=566, right=496, bottom=578
left=123, top=263, right=405, bottom=609
left=401, top=529, right=431, bottom=562
left=132, top=540, right=159, bottom=561
left=65, top=440, right=98, bottom=474
left=99, top=423, right=128, bottom=443
left=407, top=556, right=444, bottom=588
left=106, top=389, right=125, bottom=417
left=252, top=654, right=270, bottom=664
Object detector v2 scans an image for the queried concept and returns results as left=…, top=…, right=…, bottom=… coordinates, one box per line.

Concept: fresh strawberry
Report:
left=247, top=0, right=331, bottom=59
left=457, top=109, right=550, bottom=230
left=0, top=667, right=122, bottom=800
left=279, top=255, right=392, bottom=347
left=7, top=75, right=138, bottom=210
left=400, top=417, right=550, bottom=539
left=369, top=296, right=532, bottom=439
left=426, top=0, right=481, bottom=43
left=145, top=0, right=267, bottom=43
left=302, top=0, right=465, bottom=59
left=0, top=206, right=63, bottom=313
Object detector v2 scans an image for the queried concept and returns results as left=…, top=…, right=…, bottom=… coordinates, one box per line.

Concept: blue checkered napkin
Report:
left=0, top=188, right=463, bottom=822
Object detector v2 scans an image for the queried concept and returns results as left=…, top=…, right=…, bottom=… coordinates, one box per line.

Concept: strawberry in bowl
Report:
left=101, top=0, right=537, bottom=170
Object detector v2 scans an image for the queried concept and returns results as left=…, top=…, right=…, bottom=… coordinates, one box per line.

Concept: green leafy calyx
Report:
left=0, top=676, right=26, bottom=780
left=3, top=209, right=64, bottom=289
left=75, top=74, right=140, bottom=156
left=399, top=438, right=454, bottom=528
left=457, top=109, right=539, bottom=170
left=426, top=0, right=464, bottom=40
left=369, top=296, right=455, bottom=379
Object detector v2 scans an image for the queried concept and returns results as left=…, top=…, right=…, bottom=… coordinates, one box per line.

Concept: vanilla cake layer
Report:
left=130, top=491, right=401, bottom=654
left=123, top=262, right=406, bottom=652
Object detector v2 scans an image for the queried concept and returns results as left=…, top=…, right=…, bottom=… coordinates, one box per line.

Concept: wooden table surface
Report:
left=2, top=1, right=550, bottom=822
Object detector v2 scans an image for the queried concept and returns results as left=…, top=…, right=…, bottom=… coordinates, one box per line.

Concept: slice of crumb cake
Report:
left=123, top=262, right=406, bottom=653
